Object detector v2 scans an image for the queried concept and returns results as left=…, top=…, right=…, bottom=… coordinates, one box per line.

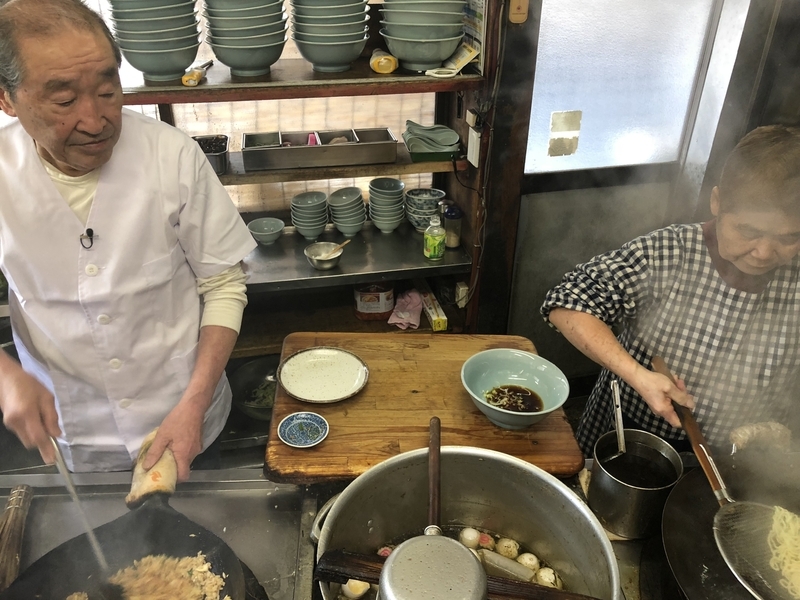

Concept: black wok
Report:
left=663, top=448, right=800, bottom=600
left=0, top=493, right=246, bottom=600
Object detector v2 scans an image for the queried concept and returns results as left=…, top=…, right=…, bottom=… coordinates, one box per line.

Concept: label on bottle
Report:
left=424, top=231, right=446, bottom=260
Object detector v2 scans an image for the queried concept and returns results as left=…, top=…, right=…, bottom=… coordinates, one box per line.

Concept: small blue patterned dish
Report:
left=277, top=412, right=329, bottom=448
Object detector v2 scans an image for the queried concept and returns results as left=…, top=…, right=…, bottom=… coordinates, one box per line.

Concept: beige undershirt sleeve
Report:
left=41, top=156, right=248, bottom=332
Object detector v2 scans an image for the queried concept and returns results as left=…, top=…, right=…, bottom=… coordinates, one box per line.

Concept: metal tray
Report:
left=401, top=133, right=462, bottom=163
left=241, top=128, right=397, bottom=171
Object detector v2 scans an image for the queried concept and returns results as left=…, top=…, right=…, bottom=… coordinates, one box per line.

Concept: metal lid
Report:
left=379, top=535, right=487, bottom=600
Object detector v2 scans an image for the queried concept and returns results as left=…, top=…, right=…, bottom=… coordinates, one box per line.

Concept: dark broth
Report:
left=485, top=385, right=544, bottom=412
left=602, top=442, right=678, bottom=488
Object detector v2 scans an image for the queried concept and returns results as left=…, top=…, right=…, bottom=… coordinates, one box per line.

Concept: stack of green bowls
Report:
left=328, top=187, right=367, bottom=237
left=111, top=0, right=200, bottom=82
left=291, top=0, right=370, bottom=72
left=379, top=0, right=466, bottom=72
left=291, top=191, right=329, bottom=241
left=204, top=0, right=288, bottom=76
left=368, top=178, right=406, bottom=234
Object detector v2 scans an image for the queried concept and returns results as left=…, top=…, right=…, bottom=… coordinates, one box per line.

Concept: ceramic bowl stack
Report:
left=379, top=0, right=466, bottom=71
left=111, top=0, right=200, bottom=82
left=205, top=0, right=288, bottom=76
left=291, top=191, right=329, bottom=241
left=368, top=178, right=406, bottom=233
left=328, top=187, right=367, bottom=237
left=405, top=187, right=444, bottom=232
left=291, top=0, right=370, bottom=72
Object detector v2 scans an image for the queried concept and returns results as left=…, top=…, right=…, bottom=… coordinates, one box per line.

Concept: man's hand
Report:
left=142, top=394, right=208, bottom=482
left=629, top=367, right=694, bottom=428
left=0, top=352, right=61, bottom=464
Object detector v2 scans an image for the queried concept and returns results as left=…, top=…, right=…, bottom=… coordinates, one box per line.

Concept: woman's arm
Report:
left=548, top=308, right=693, bottom=427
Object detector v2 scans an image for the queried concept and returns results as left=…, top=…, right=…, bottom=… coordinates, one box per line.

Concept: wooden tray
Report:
left=264, top=332, right=584, bottom=483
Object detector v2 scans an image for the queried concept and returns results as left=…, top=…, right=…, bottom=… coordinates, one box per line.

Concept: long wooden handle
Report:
left=651, top=357, right=732, bottom=505
left=428, top=416, right=441, bottom=530
left=315, top=549, right=603, bottom=600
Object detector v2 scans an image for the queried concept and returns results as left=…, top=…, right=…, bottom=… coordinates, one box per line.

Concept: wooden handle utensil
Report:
left=321, top=239, right=350, bottom=260
left=0, top=485, right=33, bottom=591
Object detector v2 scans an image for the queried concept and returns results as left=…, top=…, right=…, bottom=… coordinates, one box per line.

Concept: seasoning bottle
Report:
left=444, top=205, right=463, bottom=249
left=423, top=216, right=446, bottom=261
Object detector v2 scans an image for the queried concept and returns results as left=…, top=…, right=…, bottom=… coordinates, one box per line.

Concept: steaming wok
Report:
left=0, top=493, right=246, bottom=600
left=662, top=447, right=800, bottom=600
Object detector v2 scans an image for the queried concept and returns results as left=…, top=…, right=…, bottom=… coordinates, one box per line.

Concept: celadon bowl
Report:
left=209, top=15, right=288, bottom=38
left=116, top=32, right=200, bottom=51
left=461, top=349, right=569, bottom=430
left=113, top=11, right=199, bottom=32
left=330, top=203, right=365, bottom=217
left=248, top=217, right=285, bottom=245
left=209, top=24, right=287, bottom=47
left=292, top=14, right=370, bottom=36
left=114, top=21, right=200, bottom=40
left=120, top=42, right=200, bottom=81
left=380, top=29, right=463, bottom=71
left=209, top=37, right=286, bottom=76
left=293, top=4, right=369, bottom=23
left=379, top=8, right=465, bottom=25
left=293, top=34, right=368, bottom=73
left=112, top=0, right=195, bottom=19
left=382, top=20, right=463, bottom=40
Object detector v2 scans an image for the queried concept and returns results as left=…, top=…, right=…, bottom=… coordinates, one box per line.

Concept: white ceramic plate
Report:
left=276, top=346, right=369, bottom=403
left=277, top=412, right=329, bottom=448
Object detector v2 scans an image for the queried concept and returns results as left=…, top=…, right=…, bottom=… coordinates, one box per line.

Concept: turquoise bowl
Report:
left=209, top=16, right=288, bottom=38
left=369, top=177, right=405, bottom=194
left=112, top=0, right=195, bottom=19
left=293, top=4, right=368, bottom=23
left=292, top=191, right=328, bottom=208
left=209, top=23, right=287, bottom=47
left=461, top=349, right=569, bottom=430
left=330, top=203, right=365, bottom=217
left=116, top=32, right=199, bottom=51
left=328, top=187, right=363, bottom=207
left=248, top=217, right=284, bottom=245
left=120, top=42, right=199, bottom=81
left=332, top=212, right=367, bottom=225
left=113, top=11, right=199, bottom=32
left=335, top=219, right=366, bottom=237
left=293, top=14, right=369, bottom=36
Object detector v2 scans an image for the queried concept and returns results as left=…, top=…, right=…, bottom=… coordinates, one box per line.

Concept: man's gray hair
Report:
left=0, top=0, right=121, bottom=97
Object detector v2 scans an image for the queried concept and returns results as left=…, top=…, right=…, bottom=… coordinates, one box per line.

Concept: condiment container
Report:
left=443, top=205, right=463, bottom=249
left=423, top=216, right=446, bottom=261
left=588, top=429, right=683, bottom=539
left=354, top=283, right=394, bottom=321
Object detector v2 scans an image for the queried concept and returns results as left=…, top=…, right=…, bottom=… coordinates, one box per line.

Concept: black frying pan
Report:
left=663, top=449, right=800, bottom=600
left=0, top=493, right=246, bottom=599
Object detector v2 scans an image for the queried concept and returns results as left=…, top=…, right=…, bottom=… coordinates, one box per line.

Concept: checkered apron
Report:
left=542, top=224, right=800, bottom=456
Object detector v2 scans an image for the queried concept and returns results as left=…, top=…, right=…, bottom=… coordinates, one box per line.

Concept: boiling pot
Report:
left=316, top=446, right=622, bottom=600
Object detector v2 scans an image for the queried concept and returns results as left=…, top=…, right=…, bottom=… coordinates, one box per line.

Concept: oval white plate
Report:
left=277, top=412, right=329, bottom=448
left=277, top=346, right=369, bottom=403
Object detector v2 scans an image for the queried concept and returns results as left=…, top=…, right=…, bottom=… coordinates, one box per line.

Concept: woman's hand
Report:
left=0, top=352, right=61, bottom=464
left=629, top=366, right=694, bottom=428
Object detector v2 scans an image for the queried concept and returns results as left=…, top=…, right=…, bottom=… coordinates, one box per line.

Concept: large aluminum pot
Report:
left=317, top=446, right=622, bottom=600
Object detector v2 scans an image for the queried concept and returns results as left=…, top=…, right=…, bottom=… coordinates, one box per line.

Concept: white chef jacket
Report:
left=0, top=109, right=257, bottom=471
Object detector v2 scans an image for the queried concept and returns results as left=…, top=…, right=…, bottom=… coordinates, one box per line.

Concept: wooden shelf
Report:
left=219, top=144, right=465, bottom=185
left=233, top=294, right=465, bottom=358
left=121, top=58, right=483, bottom=105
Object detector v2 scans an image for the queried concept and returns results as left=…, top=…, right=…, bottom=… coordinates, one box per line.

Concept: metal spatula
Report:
left=651, top=358, right=795, bottom=600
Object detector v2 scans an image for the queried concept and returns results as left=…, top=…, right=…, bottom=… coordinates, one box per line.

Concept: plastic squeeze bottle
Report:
left=370, top=49, right=399, bottom=74
left=423, top=216, right=446, bottom=261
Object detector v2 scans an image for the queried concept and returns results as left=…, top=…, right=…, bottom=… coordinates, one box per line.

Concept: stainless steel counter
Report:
left=0, top=470, right=317, bottom=600
left=243, top=221, right=472, bottom=292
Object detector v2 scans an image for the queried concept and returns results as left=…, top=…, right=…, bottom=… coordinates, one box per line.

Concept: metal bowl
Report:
left=304, top=242, right=344, bottom=269
left=229, top=355, right=280, bottom=422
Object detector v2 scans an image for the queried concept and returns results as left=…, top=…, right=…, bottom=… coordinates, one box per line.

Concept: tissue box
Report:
left=414, top=279, right=448, bottom=332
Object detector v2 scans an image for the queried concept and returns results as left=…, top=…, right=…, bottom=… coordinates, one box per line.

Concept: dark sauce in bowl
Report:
left=484, top=385, right=544, bottom=413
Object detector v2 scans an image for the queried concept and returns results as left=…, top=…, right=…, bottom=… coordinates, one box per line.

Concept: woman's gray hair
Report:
left=0, top=0, right=121, bottom=98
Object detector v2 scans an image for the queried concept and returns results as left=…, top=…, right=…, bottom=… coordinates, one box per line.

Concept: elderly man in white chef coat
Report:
left=0, top=0, right=257, bottom=480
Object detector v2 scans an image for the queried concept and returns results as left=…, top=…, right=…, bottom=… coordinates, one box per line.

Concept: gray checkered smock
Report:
left=541, top=223, right=800, bottom=456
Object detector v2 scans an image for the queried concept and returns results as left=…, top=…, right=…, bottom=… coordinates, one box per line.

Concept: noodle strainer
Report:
left=652, top=358, right=795, bottom=600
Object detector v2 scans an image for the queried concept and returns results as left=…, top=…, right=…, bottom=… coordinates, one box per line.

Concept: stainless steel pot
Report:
left=316, top=446, right=622, bottom=600
left=589, top=429, right=683, bottom=539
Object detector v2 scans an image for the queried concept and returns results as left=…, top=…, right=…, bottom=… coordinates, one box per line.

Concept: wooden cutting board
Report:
left=264, top=332, right=584, bottom=483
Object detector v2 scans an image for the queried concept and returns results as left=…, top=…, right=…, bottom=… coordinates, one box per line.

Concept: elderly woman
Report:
left=542, top=125, right=800, bottom=456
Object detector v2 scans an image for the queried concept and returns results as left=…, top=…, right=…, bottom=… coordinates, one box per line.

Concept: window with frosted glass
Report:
left=525, top=0, right=716, bottom=174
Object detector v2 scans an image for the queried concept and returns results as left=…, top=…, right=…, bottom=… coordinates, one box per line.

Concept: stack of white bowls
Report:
left=205, top=0, right=288, bottom=76
left=405, top=187, right=444, bottom=232
left=379, top=0, right=466, bottom=72
left=291, top=0, right=370, bottom=72
left=291, top=191, right=329, bottom=241
left=368, top=178, right=406, bottom=234
left=328, top=188, right=367, bottom=238
left=111, top=0, right=200, bottom=82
